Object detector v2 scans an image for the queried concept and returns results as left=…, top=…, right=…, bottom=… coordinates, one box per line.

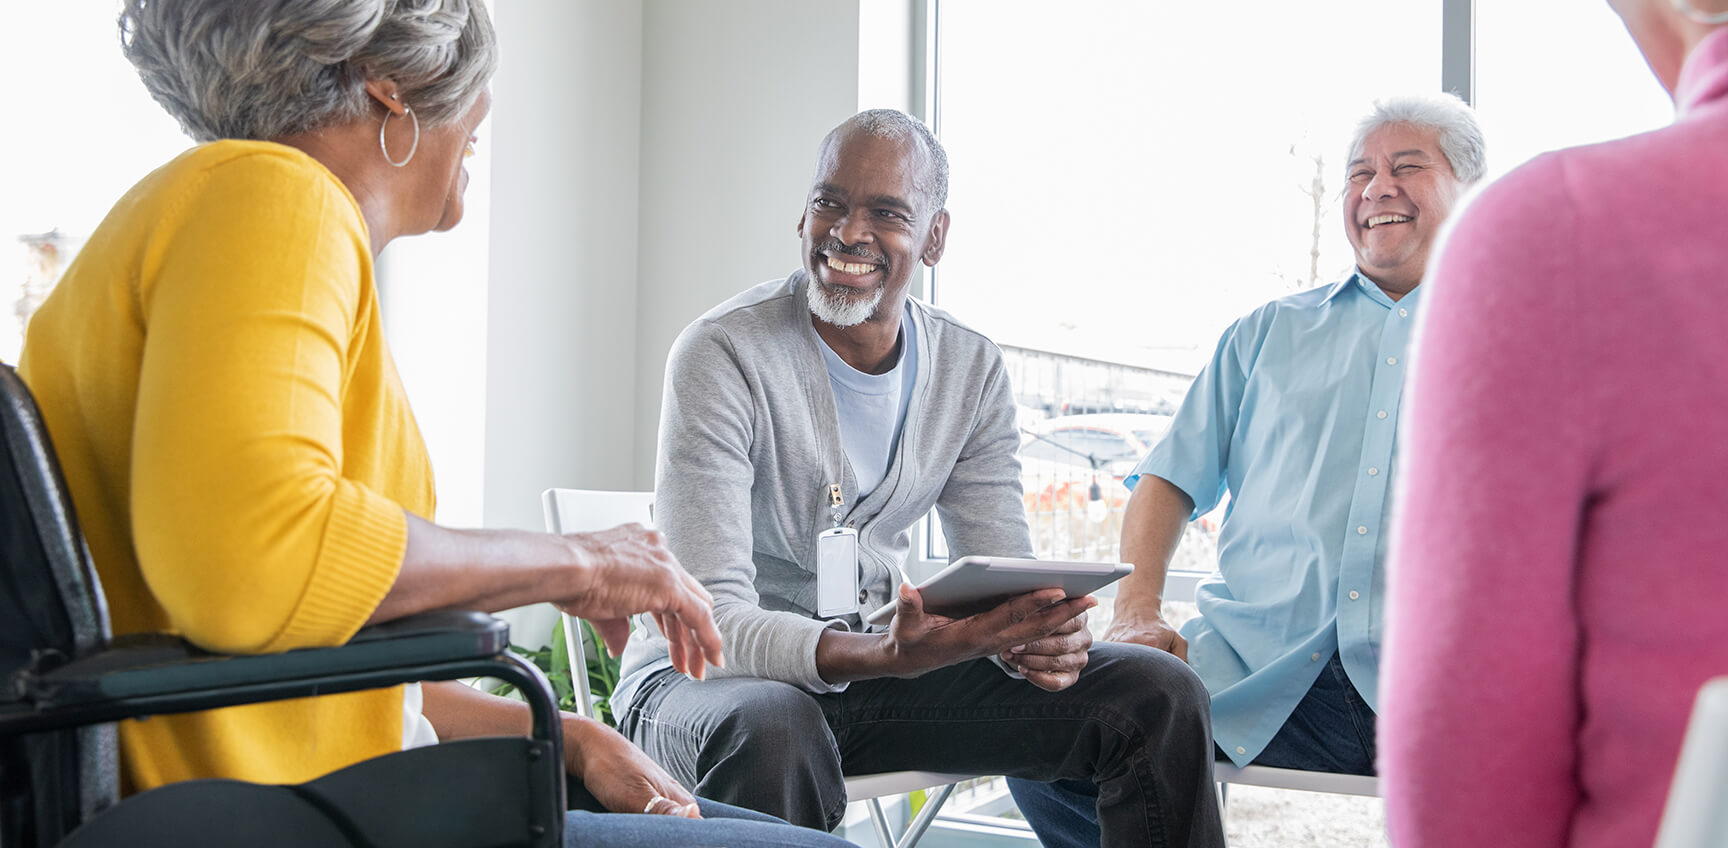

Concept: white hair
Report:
left=120, top=0, right=497, bottom=142
left=807, top=280, right=883, bottom=328
left=1348, top=93, right=1486, bottom=184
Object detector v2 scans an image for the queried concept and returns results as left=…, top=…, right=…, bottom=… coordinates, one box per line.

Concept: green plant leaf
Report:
left=580, top=619, right=624, bottom=727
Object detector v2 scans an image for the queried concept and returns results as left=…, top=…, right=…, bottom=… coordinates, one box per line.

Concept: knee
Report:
left=706, top=683, right=846, bottom=829
left=706, top=682, right=837, bottom=772
left=1093, top=642, right=1211, bottom=725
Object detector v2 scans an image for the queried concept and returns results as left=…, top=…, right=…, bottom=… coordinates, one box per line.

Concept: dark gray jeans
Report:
left=618, top=641, right=1225, bottom=848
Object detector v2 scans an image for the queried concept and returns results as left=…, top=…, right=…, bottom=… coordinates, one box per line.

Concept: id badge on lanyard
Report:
left=816, top=483, right=860, bottom=618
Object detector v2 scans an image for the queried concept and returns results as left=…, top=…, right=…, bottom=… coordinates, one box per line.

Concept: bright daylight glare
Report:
left=934, top=0, right=1671, bottom=376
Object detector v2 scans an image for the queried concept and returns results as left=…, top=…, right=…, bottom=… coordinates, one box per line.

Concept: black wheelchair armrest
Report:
left=1, top=610, right=561, bottom=745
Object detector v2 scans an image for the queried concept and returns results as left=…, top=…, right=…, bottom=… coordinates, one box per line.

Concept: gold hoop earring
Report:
left=380, top=105, right=419, bottom=168
left=1673, top=0, right=1728, bottom=24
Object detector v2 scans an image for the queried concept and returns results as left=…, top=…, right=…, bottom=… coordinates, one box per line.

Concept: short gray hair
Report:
left=823, top=109, right=951, bottom=211
left=1348, top=93, right=1486, bottom=184
left=120, top=0, right=497, bottom=142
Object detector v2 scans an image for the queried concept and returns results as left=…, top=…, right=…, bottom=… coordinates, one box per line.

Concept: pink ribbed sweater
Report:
left=1382, top=27, right=1728, bottom=848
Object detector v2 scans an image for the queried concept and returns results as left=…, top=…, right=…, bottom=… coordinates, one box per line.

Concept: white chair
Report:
left=1655, top=676, right=1728, bottom=848
left=541, top=488, right=973, bottom=848
left=1161, top=569, right=1381, bottom=806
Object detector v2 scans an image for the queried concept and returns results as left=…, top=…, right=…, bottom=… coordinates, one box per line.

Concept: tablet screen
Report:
left=864, top=556, right=1132, bottom=624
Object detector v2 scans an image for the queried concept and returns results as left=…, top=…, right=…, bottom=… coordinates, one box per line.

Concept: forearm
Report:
left=1113, top=476, right=1194, bottom=623
left=814, top=628, right=902, bottom=685
left=421, top=681, right=610, bottom=783
left=420, top=679, right=542, bottom=739
left=368, top=513, right=583, bottom=625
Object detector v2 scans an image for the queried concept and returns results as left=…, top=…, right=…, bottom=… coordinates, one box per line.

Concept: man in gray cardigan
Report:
left=614, top=109, right=1223, bottom=848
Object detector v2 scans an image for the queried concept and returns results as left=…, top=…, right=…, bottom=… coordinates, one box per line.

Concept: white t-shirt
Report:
left=401, top=682, right=442, bottom=749
left=818, top=314, right=919, bottom=498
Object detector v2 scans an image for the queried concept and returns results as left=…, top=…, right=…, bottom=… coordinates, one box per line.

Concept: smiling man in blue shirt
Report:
left=1007, top=93, right=1484, bottom=847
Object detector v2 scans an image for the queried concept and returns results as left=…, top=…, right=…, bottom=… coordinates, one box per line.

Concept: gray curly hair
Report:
left=120, top=0, right=497, bottom=143
left=1348, top=92, right=1486, bottom=184
left=824, top=109, right=951, bottom=212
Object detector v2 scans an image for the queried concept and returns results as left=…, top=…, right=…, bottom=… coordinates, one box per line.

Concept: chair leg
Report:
left=866, top=797, right=898, bottom=848
left=862, top=783, right=958, bottom=848
left=897, top=783, right=956, bottom=848
left=561, top=613, right=593, bottom=721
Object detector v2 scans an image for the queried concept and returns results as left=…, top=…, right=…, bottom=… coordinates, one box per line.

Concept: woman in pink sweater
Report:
left=1382, top=2, right=1728, bottom=846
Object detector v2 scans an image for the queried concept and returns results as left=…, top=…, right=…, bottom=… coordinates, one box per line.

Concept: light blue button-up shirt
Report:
left=1126, top=272, right=1416, bottom=767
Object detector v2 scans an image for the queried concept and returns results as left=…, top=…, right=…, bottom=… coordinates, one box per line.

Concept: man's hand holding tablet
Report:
left=864, top=557, right=1134, bottom=624
left=841, top=557, right=1132, bottom=693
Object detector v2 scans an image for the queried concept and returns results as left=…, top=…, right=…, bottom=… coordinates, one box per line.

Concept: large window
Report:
left=1475, top=0, right=1673, bottom=177
left=925, top=2, right=1671, bottom=842
left=932, top=0, right=1671, bottom=577
left=934, top=0, right=1441, bottom=573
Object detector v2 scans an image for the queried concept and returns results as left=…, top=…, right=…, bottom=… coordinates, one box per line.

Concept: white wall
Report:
left=483, top=1, right=648, bottom=531
left=483, top=0, right=921, bottom=533
left=631, top=0, right=873, bottom=484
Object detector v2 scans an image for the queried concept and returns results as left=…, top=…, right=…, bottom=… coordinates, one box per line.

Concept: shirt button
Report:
left=1377, top=410, right=1388, bottom=419
left=1236, top=746, right=1247, bottom=755
left=1349, top=590, right=1361, bottom=600
left=1385, top=356, right=1398, bottom=366
left=1356, top=526, right=1368, bottom=535
left=858, top=589, right=869, bottom=602
left=1367, top=467, right=1379, bottom=476
left=1398, top=308, right=1409, bottom=318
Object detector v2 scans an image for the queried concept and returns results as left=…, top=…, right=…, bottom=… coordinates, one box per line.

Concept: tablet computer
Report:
left=864, top=556, right=1133, bottom=625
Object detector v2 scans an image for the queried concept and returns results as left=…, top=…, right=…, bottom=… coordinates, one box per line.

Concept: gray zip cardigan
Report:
left=614, top=272, right=1034, bottom=709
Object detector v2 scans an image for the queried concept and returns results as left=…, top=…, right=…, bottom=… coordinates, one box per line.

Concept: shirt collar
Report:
left=1677, top=26, right=1728, bottom=118
left=1330, top=269, right=1424, bottom=310
left=1321, top=274, right=1359, bottom=304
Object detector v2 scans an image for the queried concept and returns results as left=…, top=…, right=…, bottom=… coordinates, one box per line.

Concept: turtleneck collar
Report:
left=1676, top=26, right=1728, bottom=117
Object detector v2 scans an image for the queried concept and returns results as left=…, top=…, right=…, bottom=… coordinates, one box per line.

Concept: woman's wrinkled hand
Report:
left=563, top=715, right=701, bottom=818
left=557, top=523, right=724, bottom=679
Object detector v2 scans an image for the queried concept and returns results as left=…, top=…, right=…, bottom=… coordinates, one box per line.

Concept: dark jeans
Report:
left=1006, top=652, right=1377, bottom=848
left=619, top=642, right=1223, bottom=848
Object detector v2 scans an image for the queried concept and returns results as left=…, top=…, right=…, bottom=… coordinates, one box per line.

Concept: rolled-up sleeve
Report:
left=1128, top=319, right=1249, bottom=519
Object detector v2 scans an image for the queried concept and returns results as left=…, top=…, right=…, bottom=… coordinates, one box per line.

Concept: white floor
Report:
left=1224, top=785, right=1389, bottom=848
left=839, top=780, right=1390, bottom=848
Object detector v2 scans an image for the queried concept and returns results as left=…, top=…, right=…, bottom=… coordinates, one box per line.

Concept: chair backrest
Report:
left=1655, top=676, right=1728, bottom=848
left=0, top=363, right=120, bottom=845
left=541, top=489, right=656, bottom=537
left=540, top=489, right=655, bottom=722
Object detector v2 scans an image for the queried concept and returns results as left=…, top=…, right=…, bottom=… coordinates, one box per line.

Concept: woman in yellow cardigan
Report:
left=17, top=2, right=852, bottom=846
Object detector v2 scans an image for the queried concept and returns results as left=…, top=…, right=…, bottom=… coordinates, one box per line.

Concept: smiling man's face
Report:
left=1344, top=122, right=1465, bottom=296
left=797, top=130, right=946, bottom=330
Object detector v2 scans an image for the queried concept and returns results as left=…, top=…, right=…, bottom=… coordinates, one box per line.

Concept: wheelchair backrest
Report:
left=1, top=363, right=119, bottom=847
left=0, top=364, right=109, bottom=685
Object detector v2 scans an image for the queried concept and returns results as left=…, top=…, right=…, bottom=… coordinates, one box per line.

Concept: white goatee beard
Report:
left=807, top=279, right=883, bottom=328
